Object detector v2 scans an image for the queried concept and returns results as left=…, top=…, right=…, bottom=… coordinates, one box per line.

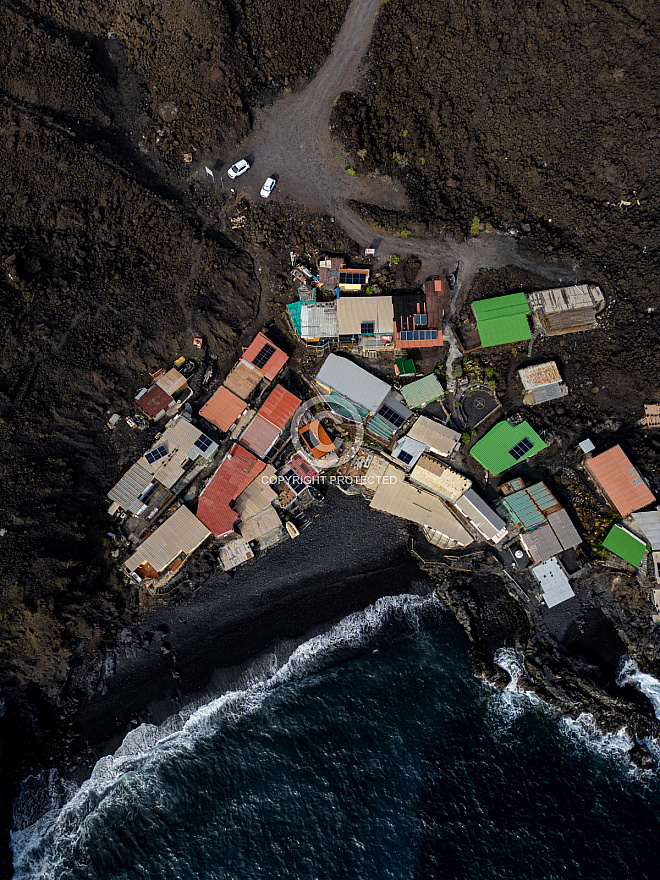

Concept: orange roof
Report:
left=586, top=446, right=655, bottom=517
left=257, top=384, right=302, bottom=429
left=299, top=420, right=334, bottom=459
left=196, top=444, right=265, bottom=537
left=242, top=333, right=289, bottom=381
left=200, top=386, right=247, bottom=432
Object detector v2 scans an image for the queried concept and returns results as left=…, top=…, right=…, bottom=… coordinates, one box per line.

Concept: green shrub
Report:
left=365, top=285, right=375, bottom=296
left=460, top=432, right=471, bottom=445
left=347, top=167, right=356, bottom=175
left=470, top=216, right=480, bottom=235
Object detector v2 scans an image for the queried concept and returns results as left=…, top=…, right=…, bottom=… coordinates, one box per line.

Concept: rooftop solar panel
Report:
left=379, top=404, right=406, bottom=428
left=252, top=343, right=276, bottom=370
left=145, top=444, right=168, bottom=465
left=509, top=437, right=533, bottom=460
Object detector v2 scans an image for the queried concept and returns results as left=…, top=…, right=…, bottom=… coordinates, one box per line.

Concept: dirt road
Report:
left=225, top=0, right=576, bottom=290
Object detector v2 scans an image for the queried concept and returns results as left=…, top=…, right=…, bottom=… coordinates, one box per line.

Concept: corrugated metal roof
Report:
left=453, top=488, right=507, bottom=543
left=300, top=302, right=339, bottom=339
left=125, top=506, right=210, bottom=575
left=531, top=383, right=565, bottom=404
left=547, top=508, right=581, bottom=550
left=240, top=414, right=281, bottom=458
left=238, top=507, right=282, bottom=541
left=316, top=354, right=390, bottom=413
left=336, top=296, right=393, bottom=335
left=410, top=454, right=471, bottom=502
left=518, top=362, right=562, bottom=390
left=242, top=333, right=289, bottom=381
left=520, top=523, right=563, bottom=563
left=200, top=386, right=247, bottom=432
left=257, top=385, right=302, bottom=430
left=369, top=466, right=471, bottom=546
left=503, top=482, right=561, bottom=529
left=197, top=445, right=265, bottom=537
left=234, top=466, right=277, bottom=519
left=224, top=361, right=264, bottom=400
left=155, top=368, right=188, bottom=397
left=108, top=463, right=154, bottom=512
left=531, top=558, right=575, bottom=608
left=401, top=374, right=444, bottom=409
left=585, top=446, right=655, bottom=516
left=603, top=524, right=647, bottom=566
left=632, top=508, right=660, bottom=550
left=470, top=420, right=547, bottom=475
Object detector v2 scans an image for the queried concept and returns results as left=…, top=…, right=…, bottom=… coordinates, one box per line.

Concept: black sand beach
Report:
left=67, top=491, right=427, bottom=773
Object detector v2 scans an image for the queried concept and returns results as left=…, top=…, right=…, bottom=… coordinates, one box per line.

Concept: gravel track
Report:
left=226, top=0, right=577, bottom=293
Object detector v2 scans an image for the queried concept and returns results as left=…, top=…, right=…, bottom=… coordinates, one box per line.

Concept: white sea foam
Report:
left=616, top=657, right=660, bottom=719
left=560, top=712, right=633, bottom=762
left=11, top=591, right=441, bottom=879
left=488, top=647, right=541, bottom=723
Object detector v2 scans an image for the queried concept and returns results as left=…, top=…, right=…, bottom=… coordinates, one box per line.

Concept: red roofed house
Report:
left=136, top=384, right=176, bottom=420
left=200, top=386, right=247, bottom=433
left=585, top=445, right=655, bottom=517
left=241, top=333, right=289, bottom=382
left=257, top=385, right=302, bottom=430
left=240, top=384, right=302, bottom=459
left=196, top=444, right=266, bottom=537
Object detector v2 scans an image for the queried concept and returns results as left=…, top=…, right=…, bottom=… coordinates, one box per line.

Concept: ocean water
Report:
left=12, top=591, right=660, bottom=880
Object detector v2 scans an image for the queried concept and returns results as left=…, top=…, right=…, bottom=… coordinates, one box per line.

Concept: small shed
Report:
left=401, top=374, right=444, bottom=410
left=406, top=416, right=460, bottom=458
left=394, top=358, right=416, bottom=377
left=200, top=386, right=247, bottom=432
left=517, top=362, right=568, bottom=405
left=136, top=385, right=175, bottom=420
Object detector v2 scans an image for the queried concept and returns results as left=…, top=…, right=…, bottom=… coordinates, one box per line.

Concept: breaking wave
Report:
left=617, top=657, right=660, bottom=719
left=11, top=591, right=442, bottom=880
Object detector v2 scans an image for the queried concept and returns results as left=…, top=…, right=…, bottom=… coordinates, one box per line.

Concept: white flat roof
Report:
left=531, top=557, right=575, bottom=608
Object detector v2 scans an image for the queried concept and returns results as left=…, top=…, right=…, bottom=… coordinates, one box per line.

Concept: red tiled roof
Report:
left=257, top=384, right=302, bottom=429
left=137, top=385, right=174, bottom=419
left=240, top=415, right=281, bottom=459
left=196, top=444, right=266, bottom=537
left=200, top=386, right=247, bottom=432
left=242, top=333, right=289, bottom=381
left=586, top=446, right=655, bottom=517
left=288, top=453, right=318, bottom=482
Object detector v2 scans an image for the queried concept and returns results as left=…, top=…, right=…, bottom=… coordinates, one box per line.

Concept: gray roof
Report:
left=316, top=354, right=391, bottom=413
left=520, top=522, right=563, bottom=563
left=632, top=508, right=660, bottom=550
left=453, top=488, right=508, bottom=543
left=547, top=508, right=581, bottom=550
left=300, top=302, right=338, bottom=339
left=531, top=383, right=565, bottom=404
left=531, top=557, right=575, bottom=608
left=391, top=435, right=427, bottom=470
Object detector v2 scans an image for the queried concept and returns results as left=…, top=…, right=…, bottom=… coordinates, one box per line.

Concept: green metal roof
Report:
left=395, top=357, right=416, bottom=376
left=472, top=292, right=530, bottom=319
left=502, top=482, right=561, bottom=529
left=473, top=292, right=531, bottom=347
left=401, top=374, right=443, bottom=409
left=470, top=420, right=547, bottom=475
left=603, top=525, right=647, bottom=566
left=287, top=301, right=302, bottom=336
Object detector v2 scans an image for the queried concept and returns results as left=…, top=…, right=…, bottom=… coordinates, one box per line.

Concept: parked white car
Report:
left=227, top=159, right=250, bottom=179
left=260, top=177, right=276, bottom=198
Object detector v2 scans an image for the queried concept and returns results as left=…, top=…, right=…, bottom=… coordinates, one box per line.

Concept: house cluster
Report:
left=287, top=255, right=450, bottom=353
left=310, top=353, right=508, bottom=551
left=110, top=332, right=327, bottom=586
left=471, top=283, right=605, bottom=349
